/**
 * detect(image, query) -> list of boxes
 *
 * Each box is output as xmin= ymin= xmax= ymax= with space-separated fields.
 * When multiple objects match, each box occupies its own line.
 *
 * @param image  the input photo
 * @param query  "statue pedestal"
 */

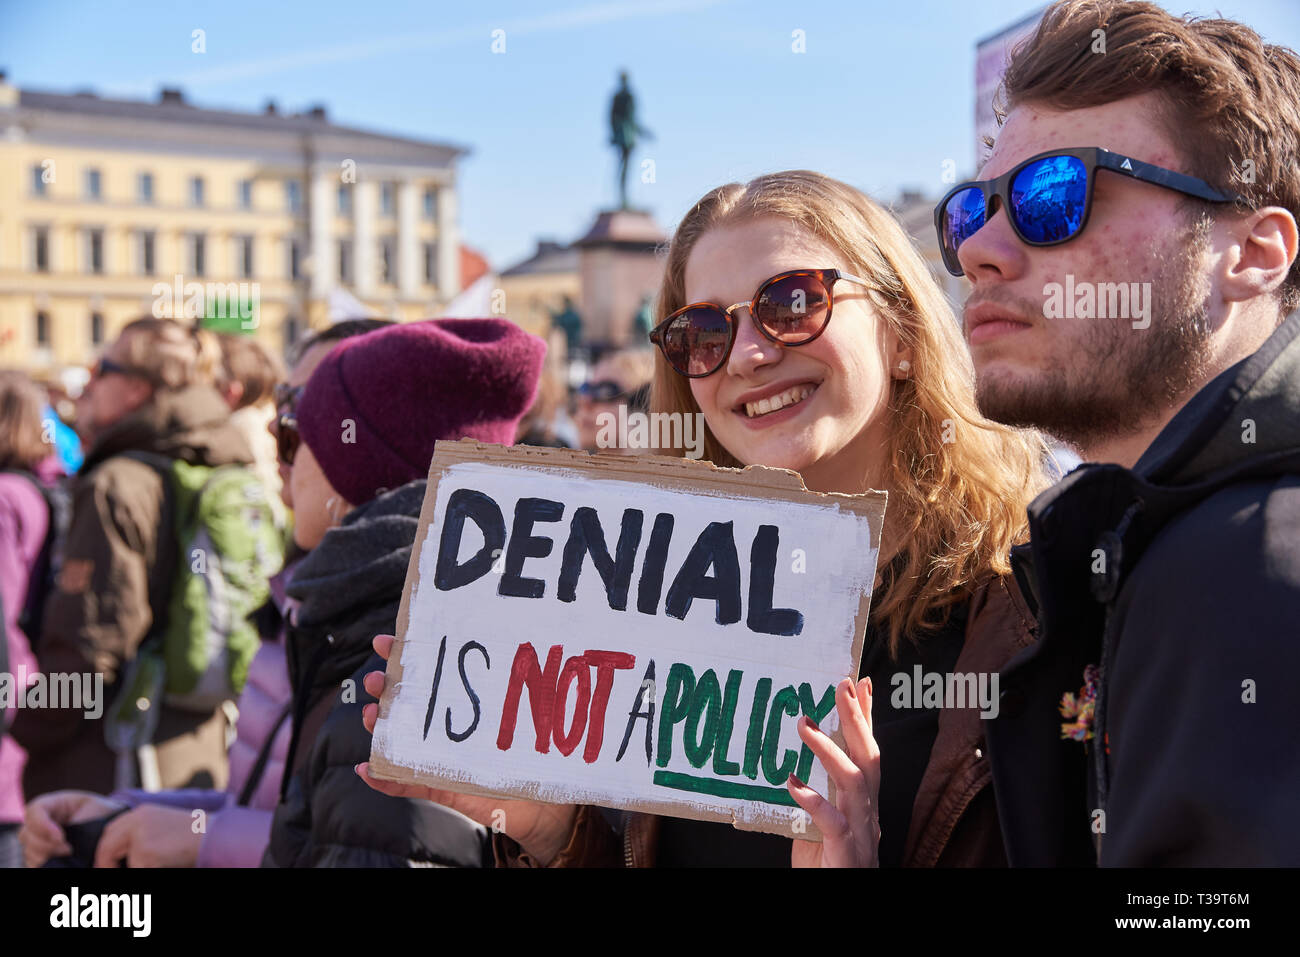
xmin=575 ymin=209 xmax=666 ymax=350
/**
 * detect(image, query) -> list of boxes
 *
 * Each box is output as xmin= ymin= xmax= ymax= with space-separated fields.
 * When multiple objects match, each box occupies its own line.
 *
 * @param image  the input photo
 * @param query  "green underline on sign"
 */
xmin=652 ymin=771 xmax=799 ymax=806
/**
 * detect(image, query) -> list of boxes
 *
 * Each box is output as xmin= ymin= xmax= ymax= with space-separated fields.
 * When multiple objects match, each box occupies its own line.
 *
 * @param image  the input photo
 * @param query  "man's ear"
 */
xmin=125 ymin=377 xmax=155 ymax=411
xmin=220 ymin=380 xmax=245 ymax=411
xmin=1221 ymin=206 xmax=1299 ymax=304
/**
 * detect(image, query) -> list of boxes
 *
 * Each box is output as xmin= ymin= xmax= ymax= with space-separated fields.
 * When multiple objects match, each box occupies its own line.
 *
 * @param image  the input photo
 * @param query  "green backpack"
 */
xmin=106 ymin=455 xmax=286 ymax=772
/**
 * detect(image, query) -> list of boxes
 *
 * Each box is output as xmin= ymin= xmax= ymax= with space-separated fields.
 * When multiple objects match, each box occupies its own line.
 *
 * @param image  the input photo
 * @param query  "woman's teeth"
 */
xmin=744 ymin=384 xmax=816 ymax=419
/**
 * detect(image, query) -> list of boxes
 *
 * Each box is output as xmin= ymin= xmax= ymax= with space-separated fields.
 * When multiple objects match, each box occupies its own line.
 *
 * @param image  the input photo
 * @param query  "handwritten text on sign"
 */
xmin=370 ymin=443 xmax=885 ymax=837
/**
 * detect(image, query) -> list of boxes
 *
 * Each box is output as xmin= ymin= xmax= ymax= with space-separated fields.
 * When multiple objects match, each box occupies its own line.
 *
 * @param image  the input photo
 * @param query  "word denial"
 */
xmin=369 ymin=441 xmax=885 ymax=838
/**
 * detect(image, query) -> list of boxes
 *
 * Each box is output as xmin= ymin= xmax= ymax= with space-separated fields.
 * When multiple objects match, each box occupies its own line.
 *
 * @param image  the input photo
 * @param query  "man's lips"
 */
xmin=964 ymin=302 xmax=1034 ymax=345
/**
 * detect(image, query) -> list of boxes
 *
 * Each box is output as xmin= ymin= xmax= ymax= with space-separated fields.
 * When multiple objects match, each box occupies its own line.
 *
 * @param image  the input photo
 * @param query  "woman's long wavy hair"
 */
xmin=651 ymin=170 xmax=1050 ymax=655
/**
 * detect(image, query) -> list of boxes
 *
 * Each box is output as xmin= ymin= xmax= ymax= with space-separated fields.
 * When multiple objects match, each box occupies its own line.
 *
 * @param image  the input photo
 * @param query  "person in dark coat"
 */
xmin=946 ymin=0 xmax=1300 ymax=865
xmin=262 ymin=317 xmax=546 ymax=867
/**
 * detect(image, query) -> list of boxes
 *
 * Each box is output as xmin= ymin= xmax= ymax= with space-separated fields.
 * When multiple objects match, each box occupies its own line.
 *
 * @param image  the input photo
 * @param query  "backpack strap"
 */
xmin=116 ymin=452 xmax=181 ymax=651
xmin=237 ymin=700 xmax=292 ymax=807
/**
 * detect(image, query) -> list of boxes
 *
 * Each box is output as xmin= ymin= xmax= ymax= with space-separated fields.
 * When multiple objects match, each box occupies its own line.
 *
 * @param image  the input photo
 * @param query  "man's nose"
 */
xmin=956 ymin=197 xmax=1029 ymax=283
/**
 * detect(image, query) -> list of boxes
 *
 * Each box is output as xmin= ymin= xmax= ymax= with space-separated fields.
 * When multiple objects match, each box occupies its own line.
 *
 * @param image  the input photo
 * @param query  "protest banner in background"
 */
xmin=369 ymin=440 xmax=887 ymax=838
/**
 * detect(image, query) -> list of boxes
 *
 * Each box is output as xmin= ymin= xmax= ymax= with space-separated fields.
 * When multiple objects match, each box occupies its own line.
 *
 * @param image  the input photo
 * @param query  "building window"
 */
xmin=32 ymin=164 xmax=48 ymax=197
xmin=86 ymin=168 xmax=102 ymax=201
xmin=189 ymin=233 xmax=206 ymax=277
xmin=35 ymin=311 xmax=50 ymax=348
xmin=424 ymin=188 xmax=436 ymax=220
xmin=380 ymin=239 xmax=394 ymax=283
xmin=236 ymin=236 xmax=254 ymax=279
xmin=33 ymin=227 xmax=50 ymax=272
xmin=237 ymin=179 xmax=253 ymax=210
xmin=338 ymin=239 xmax=353 ymax=284
xmin=286 ymin=180 xmax=302 ymax=214
xmin=287 ymin=238 xmax=301 ymax=280
xmin=338 ymin=183 xmax=352 ymax=217
xmin=139 ymin=172 xmax=154 ymax=204
xmin=190 ymin=176 xmax=205 ymax=207
xmin=91 ymin=312 xmax=104 ymax=347
xmin=380 ymin=183 xmax=394 ymax=217
xmin=423 ymin=242 xmax=435 ymax=283
xmin=87 ymin=229 xmax=104 ymax=274
xmin=140 ymin=231 xmax=156 ymax=275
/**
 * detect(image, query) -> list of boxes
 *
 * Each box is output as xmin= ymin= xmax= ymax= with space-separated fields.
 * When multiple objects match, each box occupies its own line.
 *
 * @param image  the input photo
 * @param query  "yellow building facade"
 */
xmin=0 ymin=77 xmax=466 ymax=375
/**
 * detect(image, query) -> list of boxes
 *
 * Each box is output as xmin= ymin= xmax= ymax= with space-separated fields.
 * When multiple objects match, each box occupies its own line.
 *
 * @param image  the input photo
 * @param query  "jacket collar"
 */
xmin=81 ymin=384 xmax=252 ymax=473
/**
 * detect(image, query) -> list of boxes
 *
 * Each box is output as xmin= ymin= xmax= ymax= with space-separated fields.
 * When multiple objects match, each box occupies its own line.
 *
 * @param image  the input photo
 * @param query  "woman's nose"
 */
xmin=725 ymin=306 xmax=781 ymax=378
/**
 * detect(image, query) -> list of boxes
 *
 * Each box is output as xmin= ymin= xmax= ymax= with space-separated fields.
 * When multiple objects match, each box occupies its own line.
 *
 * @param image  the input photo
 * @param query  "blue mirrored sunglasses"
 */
xmin=933 ymin=146 xmax=1248 ymax=277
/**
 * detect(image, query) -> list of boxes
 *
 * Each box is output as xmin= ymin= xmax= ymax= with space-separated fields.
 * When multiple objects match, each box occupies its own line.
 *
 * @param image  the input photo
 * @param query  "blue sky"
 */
xmin=3 ymin=0 xmax=1297 ymax=269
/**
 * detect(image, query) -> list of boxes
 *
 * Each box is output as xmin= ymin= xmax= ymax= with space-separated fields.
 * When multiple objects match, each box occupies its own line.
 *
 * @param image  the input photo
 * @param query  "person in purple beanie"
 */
xmin=261 ymin=317 xmax=544 ymax=867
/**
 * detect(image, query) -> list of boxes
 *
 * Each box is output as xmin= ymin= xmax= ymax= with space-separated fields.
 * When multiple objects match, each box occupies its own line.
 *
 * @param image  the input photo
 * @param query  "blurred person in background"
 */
xmin=9 ymin=318 xmax=249 ymax=799
xmin=212 ymin=332 xmax=287 ymax=524
xmin=17 ymin=320 xmax=391 ymax=868
xmin=572 ymin=347 xmax=654 ymax=452
xmin=516 ymin=351 xmax=573 ymax=449
xmin=0 ymin=372 xmax=58 ymax=867
xmin=263 ymin=317 xmax=544 ymax=867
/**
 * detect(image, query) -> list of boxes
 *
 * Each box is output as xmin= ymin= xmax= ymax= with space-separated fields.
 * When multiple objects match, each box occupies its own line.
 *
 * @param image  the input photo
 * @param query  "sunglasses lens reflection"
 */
xmin=755 ymin=274 xmax=830 ymax=342
xmin=1011 ymin=155 xmax=1087 ymax=243
xmin=942 ymin=187 xmax=986 ymax=263
xmin=662 ymin=307 xmax=730 ymax=376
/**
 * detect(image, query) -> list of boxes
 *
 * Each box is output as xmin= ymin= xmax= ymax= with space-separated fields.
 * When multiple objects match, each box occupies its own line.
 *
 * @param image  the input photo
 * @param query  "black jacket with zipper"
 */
xmin=987 ymin=310 xmax=1300 ymax=866
xmin=262 ymin=480 xmax=490 ymax=868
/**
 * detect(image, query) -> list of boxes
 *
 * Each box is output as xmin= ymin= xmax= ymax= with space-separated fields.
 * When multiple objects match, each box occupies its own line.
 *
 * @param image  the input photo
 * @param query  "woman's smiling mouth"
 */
xmin=734 ymin=382 xmax=820 ymax=420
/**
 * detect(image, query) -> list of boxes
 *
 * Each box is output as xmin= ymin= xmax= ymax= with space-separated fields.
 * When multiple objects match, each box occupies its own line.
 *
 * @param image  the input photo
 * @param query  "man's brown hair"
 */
xmin=215 ymin=332 xmax=285 ymax=409
xmin=117 ymin=317 xmax=220 ymax=390
xmin=998 ymin=0 xmax=1300 ymax=315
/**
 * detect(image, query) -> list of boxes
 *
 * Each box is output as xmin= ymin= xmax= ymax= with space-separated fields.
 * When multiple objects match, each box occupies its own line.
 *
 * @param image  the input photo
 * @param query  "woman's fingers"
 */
xmin=786 ymin=773 xmax=851 ymax=843
xmin=837 ymin=678 xmax=880 ymax=773
xmin=362 ymin=702 xmax=378 ymax=735
xmin=795 ymin=715 xmax=866 ymax=800
xmin=794 ymin=712 xmax=878 ymax=848
xmin=362 ymin=669 xmax=385 ymax=699
xmin=372 ymin=634 xmax=394 ymax=660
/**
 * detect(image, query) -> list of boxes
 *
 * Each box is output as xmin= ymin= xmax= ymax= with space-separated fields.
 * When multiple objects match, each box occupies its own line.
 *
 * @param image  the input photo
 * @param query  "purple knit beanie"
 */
xmin=297 ymin=318 xmax=546 ymax=507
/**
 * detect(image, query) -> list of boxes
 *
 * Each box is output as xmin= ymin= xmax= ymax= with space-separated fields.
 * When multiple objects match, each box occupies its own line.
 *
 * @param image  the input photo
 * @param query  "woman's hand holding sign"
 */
xmin=786 ymin=677 xmax=881 ymax=868
xmin=357 ymin=635 xmax=579 ymax=866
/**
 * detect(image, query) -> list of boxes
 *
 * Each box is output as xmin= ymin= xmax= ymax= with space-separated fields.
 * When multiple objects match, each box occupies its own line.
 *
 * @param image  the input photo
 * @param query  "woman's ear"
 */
xmin=888 ymin=335 xmax=915 ymax=380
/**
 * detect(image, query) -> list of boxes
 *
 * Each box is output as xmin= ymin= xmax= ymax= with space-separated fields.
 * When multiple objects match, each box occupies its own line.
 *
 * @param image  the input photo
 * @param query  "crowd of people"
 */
xmin=2 ymin=0 xmax=1299 ymax=868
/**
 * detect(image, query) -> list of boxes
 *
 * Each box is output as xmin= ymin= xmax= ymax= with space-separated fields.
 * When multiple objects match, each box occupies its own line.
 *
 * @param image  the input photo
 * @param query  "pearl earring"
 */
xmin=897 ymin=360 xmax=911 ymax=375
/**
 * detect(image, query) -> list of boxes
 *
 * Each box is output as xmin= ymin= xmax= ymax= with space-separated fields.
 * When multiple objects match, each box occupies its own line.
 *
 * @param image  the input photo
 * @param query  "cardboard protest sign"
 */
xmin=369 ymin=440 xmax=886 ymax=838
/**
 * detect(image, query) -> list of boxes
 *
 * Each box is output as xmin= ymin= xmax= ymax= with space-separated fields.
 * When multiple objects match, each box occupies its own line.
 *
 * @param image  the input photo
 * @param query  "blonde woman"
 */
xmin=359 ymin=171 xmax=1049 ymax=867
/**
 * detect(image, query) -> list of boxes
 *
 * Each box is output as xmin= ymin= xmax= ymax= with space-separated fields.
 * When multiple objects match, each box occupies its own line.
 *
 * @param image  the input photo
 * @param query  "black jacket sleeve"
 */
xmin=1101 ymin=477 xmax=1300 ymax=865
xmin=263 ymin=654 xmax=492 ymax=868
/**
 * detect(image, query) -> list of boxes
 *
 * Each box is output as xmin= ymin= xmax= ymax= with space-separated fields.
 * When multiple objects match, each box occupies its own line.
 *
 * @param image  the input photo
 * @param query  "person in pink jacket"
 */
xmin=18 ymin=320 xmax=392 ymax=868
xmin=0 ymin=372 xmax=57 ymax=868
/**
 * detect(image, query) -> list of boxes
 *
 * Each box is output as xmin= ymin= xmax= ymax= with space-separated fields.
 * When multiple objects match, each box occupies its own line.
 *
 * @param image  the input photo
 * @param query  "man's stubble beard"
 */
xmin=974 ymin=216 xmax=1215 ymax=452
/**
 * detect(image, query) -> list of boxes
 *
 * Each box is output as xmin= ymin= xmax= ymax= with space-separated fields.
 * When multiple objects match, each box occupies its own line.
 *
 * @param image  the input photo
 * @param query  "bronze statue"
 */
xmin=609 ymin=71 xmax=652 ymax=210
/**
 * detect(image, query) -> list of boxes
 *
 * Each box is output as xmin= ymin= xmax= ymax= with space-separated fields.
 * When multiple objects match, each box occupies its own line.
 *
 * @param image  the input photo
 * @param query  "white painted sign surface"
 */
xmin=370 ymin=441 xmax=886 ymax=837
